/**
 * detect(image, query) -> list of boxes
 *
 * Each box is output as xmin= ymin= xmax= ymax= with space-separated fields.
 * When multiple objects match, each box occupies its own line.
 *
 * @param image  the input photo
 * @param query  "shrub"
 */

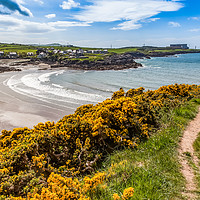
xmin=0 ymin=84 xmax=199 ymax=199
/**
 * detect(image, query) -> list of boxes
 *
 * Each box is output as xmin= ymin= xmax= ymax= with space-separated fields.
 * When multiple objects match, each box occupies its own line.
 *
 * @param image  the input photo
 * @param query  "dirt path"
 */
xmin=178 ymin=107 xmax=200 ymax=199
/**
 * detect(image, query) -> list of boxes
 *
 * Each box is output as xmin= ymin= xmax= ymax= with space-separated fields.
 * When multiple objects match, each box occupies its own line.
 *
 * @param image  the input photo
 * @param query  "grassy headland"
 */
xmin=0 ymin=84 xmax=200 ymax=199
xmin=1 ymin=43 xmax=200 ymax=72
xmin=1 ymin=43 xmax=200 ymax=60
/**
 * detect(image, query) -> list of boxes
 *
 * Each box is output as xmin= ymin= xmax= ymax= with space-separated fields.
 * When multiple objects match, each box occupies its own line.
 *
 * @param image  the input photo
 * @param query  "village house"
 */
xmin=9 ymin=52 xmax=18 ymax=59
xmin=102 ymin=49 xmax=108 ymax=54
xmin=53 ymin=49 xmax=59 ymax=54
xmin=36 ymin=48 xmax=47 ymax=55
xmin=65 ymin=49 xmax=73 ymax=54
xmin=0 ymin=51 xmax=4 ymax=58
xmin=86 ymin=50 xmax=92 ymax=53
xmin=59 ymin=50 xmax=64 ymax=54
xmin=84 ymin=49 xmax=108 ymax=54
xmin=27 ymin=52 xmax=34 ymax=56
xmin=37 ymin=52 xmax=47 ymax=59
xmin=78 ymin=49 xmax=84 ymax=54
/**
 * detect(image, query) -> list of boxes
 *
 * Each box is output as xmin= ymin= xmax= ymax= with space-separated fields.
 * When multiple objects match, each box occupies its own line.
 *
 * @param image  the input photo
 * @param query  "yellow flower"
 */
xmin=113 ymin=193 xmax=121 ymax=200
xmin=122 ymin=187 xmax=134 ymax=199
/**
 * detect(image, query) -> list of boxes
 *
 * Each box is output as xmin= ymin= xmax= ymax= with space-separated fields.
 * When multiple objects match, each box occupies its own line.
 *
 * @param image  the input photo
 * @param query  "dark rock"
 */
xmin=54 ymin=52 xmax=143 ymax=70
xmin=0 ymin=66 xmax=21 ymax=73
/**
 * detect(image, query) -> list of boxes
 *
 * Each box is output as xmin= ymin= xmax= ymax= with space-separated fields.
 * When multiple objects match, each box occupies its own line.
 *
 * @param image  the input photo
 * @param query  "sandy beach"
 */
xmin=0 ymin=65 xmax=74 ymax=132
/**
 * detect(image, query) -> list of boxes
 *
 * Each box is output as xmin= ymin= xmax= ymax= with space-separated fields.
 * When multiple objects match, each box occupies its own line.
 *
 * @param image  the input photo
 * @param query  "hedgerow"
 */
xmin=0 ymin=84 xmax=200 ymax=199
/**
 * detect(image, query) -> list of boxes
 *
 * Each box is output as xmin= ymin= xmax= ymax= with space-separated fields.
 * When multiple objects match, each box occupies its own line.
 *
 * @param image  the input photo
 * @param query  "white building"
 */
xmin=0 ymin=51 xmax=4 ymax=57
xmin=27 ymin=52 xmax=34 ymax=56
xmin=9 ymin=52 xmax=18 ymax=58
xmin=37 ymin=52 xmax=47 ymax=58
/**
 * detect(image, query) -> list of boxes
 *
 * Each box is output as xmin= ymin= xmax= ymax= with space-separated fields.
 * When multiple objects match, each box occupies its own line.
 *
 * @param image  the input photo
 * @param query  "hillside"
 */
xmin=0 ymin=84 xmax=200 ymax=199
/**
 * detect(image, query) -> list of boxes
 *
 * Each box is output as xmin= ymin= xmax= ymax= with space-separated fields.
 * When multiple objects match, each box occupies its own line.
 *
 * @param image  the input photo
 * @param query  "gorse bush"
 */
xmin=0 ymin=84 xmax=200 ymax=199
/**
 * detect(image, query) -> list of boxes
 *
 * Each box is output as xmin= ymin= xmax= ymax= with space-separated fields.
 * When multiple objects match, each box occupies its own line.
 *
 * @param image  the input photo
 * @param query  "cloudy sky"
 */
xmin=0 ymin=0 xmax=200 ymax=48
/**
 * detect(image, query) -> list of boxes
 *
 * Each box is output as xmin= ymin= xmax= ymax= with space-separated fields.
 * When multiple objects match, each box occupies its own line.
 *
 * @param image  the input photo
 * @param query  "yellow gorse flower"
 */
xmin=0 ymin=84 xmax=199 ymax=199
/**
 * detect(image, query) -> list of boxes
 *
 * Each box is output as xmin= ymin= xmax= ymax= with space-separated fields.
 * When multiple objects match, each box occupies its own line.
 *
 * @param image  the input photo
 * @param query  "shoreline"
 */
xmin=1 ymin=51 xmax=200 ymax=73
xmin=0 ymin=71 xmax=74 ymax=132
xmin=0 ymin=51 xmax=200 ymax=132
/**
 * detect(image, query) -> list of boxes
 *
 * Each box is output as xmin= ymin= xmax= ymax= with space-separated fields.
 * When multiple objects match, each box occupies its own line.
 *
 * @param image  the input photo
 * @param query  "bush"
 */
xmin=0 ymin=84 xmax=200 ymax=199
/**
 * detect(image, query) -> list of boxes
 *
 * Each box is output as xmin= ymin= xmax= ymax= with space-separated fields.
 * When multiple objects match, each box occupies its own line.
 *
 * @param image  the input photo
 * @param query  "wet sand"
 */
xmin=0 ymin=70 xmax=74 ymax=132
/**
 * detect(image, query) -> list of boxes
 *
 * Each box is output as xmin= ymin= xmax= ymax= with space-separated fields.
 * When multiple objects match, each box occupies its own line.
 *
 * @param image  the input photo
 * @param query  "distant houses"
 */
xmin=0 ymin=51 xmax=4 ymax=58
xmin=84 ymin=49 xmax=108 ymax=54
xmin=0 ymin=47 xmax=109 ymax=60
xmin=9 ymin=52 xmax=18 ymax=59
xmin=170 ymin=44 xmax=189 ymax=49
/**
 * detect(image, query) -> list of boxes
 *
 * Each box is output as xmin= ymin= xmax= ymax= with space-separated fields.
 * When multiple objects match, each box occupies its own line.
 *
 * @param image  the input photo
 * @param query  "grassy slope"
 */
xmin=0 ymin=44 xmax=37 ymax=53
xmin=92 ymin=99 xmax=200 ymax=200
xmin=1 ymin=43 xmax=199 ymax=55
xmin=192 ymin=99 xmax=200 ymax=199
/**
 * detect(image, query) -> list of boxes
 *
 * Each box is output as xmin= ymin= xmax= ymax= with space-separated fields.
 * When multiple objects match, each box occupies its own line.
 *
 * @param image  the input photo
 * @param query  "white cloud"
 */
xmin=49 ymin=21 xmax=90 ymax=28
xmin=168 ymin=21 xmax=181 ymax=27
xmin=189 ymin=28 xmax=200 ymax=32
xmin=0 ymin=15 xmax=89 ymax=34
xmin=60 ymin=0 xmax=80 ymax=10
xmin=45 ymin=14 xmax=56 ymax=19
xmin=188 ymin=17 xmax=200 ymax=21
xmin=111 ymin=21 xmax=142 ymax=31
xmin=73 ymin=0 xmax=183 ymax=30
xmin=33 ymin=0 xmax=44 ymax=5
xmin=0 ymin=15 xmax=54 ymax=33
xmin=0 ymin=0 xmax=33 ymax=17
xmin=141 ymin=18 xmax=160 ymax=23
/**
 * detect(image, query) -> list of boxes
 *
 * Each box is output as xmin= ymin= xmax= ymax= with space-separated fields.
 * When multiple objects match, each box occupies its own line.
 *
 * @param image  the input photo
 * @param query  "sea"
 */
xmin=4 ymin=53 xmax=200 ymax=112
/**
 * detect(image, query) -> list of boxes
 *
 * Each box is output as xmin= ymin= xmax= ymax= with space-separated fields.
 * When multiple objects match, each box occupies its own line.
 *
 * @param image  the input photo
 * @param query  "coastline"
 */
xmin=1 ymin=51 xmax=200 ymax=73
xmin=0 ymin=70 xmax=74 ymax=132
xmin=0 ymin=51 xmax=200 ymax=132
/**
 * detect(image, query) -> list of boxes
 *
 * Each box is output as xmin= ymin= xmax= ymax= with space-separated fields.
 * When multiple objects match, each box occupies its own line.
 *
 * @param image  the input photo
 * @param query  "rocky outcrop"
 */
xmin=0 ymin=66 xmax=21 ymax=73
xmin=51 ymin=52 xmax=144 ymax=70
xmin=147 ymin=50 xmax=200 ymax=57
xmin=1 ymin=50 xmax=200 ymax=72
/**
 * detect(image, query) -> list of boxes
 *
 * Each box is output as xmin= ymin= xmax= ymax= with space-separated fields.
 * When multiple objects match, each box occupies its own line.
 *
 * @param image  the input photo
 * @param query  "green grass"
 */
xmin=90 ymin=100 xmax=200 ymax=200
xmin=108 ymin=48 xmax=138 ymax=54
xmin=0 ymin=43 xmax=37 ymax=54
xmin=153 ymin=49 xmax=199 ymax=53
xmin=193 ymin=119 xmax=200 ymax=198
xmin=107 ymin=47 xmax=200 ymax=55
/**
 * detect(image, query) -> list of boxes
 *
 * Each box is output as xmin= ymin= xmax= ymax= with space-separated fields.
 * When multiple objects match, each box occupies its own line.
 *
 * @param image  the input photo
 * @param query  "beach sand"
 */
xmin=0 ymin=70 xmax=74 ymax=132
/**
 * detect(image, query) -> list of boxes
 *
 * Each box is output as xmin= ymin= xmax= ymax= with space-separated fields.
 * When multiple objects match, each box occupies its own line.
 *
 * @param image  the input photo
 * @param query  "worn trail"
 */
xmin=178 ymin=108 xmax=200 ymax=200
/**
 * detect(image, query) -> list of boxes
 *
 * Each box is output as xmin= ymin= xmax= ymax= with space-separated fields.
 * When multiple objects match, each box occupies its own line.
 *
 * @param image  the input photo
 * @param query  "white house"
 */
xmin=64 ymin=49 xmax=73 ymax=54
xmin=53 ymin=50 xmax=59 ymax=54
xmin=9 ymin=52 xmax=18 ymax=59
xmin=37 ymin=52 xmax=47 ymax=58
xmin=78 ymin=49 xmax=84 ymax=54
xmin=27 ymin=52 xmax=34 ymax=56
xmin=0 ymin=51 xmax=4 ymax=57
xmin=102 ymin=49 xmax=108 ymax=54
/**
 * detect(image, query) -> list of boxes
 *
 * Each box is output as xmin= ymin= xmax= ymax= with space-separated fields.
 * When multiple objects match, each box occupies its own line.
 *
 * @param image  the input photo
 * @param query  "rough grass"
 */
xmin=108 ymin=48 xmax=138 ymax=54
xmin=193 ymin=104 xmax=200 ymax=198
xmin=91 ymin=100 xmax=200 ymax=200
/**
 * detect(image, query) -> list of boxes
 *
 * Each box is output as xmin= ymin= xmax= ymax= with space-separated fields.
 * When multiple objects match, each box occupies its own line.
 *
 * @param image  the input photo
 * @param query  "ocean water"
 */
xmin=4 ymin=53 xmax=200 ymax=111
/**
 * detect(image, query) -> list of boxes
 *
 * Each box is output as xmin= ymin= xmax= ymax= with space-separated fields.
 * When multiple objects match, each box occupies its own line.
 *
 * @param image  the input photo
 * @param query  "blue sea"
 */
xmin=5 ymin=53 xmax=200 ymax=111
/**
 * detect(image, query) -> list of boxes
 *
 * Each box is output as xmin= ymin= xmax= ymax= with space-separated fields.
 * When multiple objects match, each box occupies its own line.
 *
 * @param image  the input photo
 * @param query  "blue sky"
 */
xmin=0 ymin=0 xmax=200 ymax=48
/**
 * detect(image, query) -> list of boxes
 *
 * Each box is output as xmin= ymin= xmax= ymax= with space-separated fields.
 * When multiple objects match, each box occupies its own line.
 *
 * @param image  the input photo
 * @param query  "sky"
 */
xmin=0 ymin=0 xmax=200 ymax=48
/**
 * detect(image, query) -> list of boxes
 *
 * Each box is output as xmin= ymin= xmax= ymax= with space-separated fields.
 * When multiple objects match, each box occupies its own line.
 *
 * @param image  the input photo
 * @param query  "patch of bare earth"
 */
xmin=178 ymin=108 xmax=200 ymax=200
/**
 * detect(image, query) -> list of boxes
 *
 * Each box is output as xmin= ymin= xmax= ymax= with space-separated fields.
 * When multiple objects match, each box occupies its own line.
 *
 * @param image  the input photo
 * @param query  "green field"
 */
xmin=1 ymin=43 xmax=199 ymax=56
xmin=0 ymin=43 xmax=37 ymax=53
